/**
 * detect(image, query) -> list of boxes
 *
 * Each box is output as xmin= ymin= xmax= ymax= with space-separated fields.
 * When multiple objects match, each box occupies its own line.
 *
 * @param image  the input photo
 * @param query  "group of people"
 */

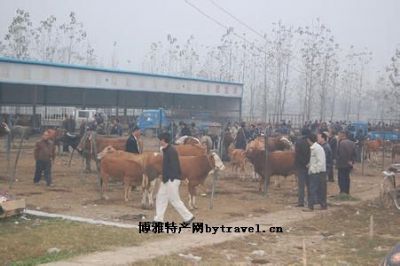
xmin=295 ymin=128 xmax=356 ymax=211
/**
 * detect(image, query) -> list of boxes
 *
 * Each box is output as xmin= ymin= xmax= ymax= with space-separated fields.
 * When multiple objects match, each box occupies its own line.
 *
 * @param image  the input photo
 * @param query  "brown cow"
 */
xmin=363 ymin=139 xmax=383 ymax=161
xmin=97 ymin=146 xmax=163 ymax=208
xmin=179 ymin=152 xmax=225 ymax=209
xmin=392 ymin=144 xmax=400 ymax=163
xmin=97 ymin=150 xmax=144 ymax=202
xmin=77 ymin=131 xmax=128 ymax=172
xmin=228 ymin=144 xmax=247 ymax=178
xmin=175 ymin=143 xmax=207 ymax=156
xmin=246 ymin=148 xmax=296 ymax=192
xmin=246 ymin=136 xmax=293 ymax=152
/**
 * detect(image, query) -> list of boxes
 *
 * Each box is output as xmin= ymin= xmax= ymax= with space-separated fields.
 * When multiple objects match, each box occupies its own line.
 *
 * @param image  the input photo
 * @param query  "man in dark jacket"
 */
xmin=33 ymin=131 xmax=55 ymax=186
xmin=295 ymin=128 xmax=311 ymax=207
xmin=125 ymin=127 xmax=141 ymax=154
xmin=235 ymin=122 xmax=248 ymax=150
xmin=327 ymin=128 xmax=337 ymax=182
xmin=336 ymin=130 xmax=356 ymax=194
xmin=153 ymin=132 xmax=194 ymax=225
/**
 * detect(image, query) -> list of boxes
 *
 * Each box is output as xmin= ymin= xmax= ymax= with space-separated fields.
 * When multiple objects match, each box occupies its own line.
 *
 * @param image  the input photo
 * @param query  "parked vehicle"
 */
xmin=137 ymin=108 xmax=170 ymax=137
xmin=347 ymin=121 xmax=368 ymax=140
xmin=74 ymin=109 xmax=97 ymax=129
xmin=368 ymin=131 xmax=400 ymax=141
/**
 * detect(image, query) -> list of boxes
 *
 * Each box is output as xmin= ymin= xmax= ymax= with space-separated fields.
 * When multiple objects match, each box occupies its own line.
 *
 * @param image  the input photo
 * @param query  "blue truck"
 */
xmin=347 ymin=121 xmax=369 ymax=140
xmin=347 ymin=121 xmax=400 ymax=141
xmin=137 ymin=108 xmax=170 ymax=137
xmin=367 ymin=131 xmax=400 ymax=141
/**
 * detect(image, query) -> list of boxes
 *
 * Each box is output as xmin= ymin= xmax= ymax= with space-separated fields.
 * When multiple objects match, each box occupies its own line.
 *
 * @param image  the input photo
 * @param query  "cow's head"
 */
xmin=210 ymin=152 xmax=225 ymax=171
xmin=0 ymin=122 xmax=10 ymax=137
xmin=97 ymin=145 xmax=117 ymax=160
xmin=279 ymin=136 xmax=294 ymax=150
xmin=77 ymin=132 xmax=91 ymax=153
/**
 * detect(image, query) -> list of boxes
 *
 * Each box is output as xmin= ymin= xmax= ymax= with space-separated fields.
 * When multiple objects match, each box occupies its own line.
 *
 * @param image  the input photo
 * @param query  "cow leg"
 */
xmin=147 ymin=179 xmax=157 ymax=209
xmin=124 ymin=177 xmax=132 ymax=202
xmin=84 ymin=154 xmax=91 ymax=173
xmin=101 ymin=174 xmax=110 ymax=200
xmin=141 ymin=187 xmax=148 ymax=209
xmin=188 ymin=184 xmax=196 ymax=210
xmin=141 ymin=174 xmax=149 ymax=209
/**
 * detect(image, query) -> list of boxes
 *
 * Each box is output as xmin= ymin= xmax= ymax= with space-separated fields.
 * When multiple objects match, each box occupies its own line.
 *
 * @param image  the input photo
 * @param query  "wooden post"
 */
xmin=361 ymin=145 xmax=365 ymax=176
xmin=9 ymin=131 xmax=24 ymax=188
xmin=302 ymin=239 xmax=307 ymax=266
xmin=209 ymin=170 xmax=218 ymax=209
xmin=382 ymin=142 xmax=385 ymax=171
xmin=91 ymin=132 xmax=102 ymax=195
xmin=263 ymin=127 xmax=269 ymax=196
xmin=218 ymin=125 xmax=224 ymax=157
xmin=6 ymin=132 xmax=11 ymax=182
xmin=369 ymin=215 xmax=374 ymax=239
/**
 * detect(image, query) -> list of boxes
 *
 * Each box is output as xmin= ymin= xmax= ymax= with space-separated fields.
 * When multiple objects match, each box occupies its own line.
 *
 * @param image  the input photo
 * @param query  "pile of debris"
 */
xmin=0 ymin=190 xmax=25 ymax=218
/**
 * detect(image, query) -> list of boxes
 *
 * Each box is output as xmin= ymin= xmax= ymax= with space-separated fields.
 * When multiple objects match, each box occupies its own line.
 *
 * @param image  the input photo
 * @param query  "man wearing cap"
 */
xmin=154 ymin=132 xmax=194 ymax=225
xmin=336 ymin=130 xmax=356 ymax=195
xmin=126 ymin=127 xmax=142 ymax=154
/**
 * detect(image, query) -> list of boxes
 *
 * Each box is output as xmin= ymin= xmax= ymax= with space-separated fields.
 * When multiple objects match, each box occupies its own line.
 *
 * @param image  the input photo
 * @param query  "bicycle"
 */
xmin=380 ymin=164 xmax=400 ymax=209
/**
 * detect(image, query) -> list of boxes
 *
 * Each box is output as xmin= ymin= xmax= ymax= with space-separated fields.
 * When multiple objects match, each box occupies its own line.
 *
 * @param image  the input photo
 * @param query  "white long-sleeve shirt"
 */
xmin=308 ymin=142 xmax=326 ymax=174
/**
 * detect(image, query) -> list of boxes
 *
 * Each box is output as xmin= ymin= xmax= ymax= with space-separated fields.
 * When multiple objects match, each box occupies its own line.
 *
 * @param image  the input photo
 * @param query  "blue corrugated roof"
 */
xmin=0 ymin=57 xmax=243 ymax=86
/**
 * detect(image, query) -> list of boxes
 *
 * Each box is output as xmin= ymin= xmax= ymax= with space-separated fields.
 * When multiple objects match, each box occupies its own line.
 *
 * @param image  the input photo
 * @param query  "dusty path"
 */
xmin=44 ymin=180 xmax=380 ymax=266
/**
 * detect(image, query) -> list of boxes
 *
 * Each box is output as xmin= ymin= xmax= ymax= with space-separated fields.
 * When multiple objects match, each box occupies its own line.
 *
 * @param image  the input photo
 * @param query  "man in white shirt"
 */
xmin=304 ymin=133 xmax=327 ymax=211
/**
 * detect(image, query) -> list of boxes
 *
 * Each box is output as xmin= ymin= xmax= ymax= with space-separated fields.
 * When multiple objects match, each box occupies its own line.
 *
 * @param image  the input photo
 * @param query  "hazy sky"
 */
xmin=0 ymin=0 xmax=399 ymax=73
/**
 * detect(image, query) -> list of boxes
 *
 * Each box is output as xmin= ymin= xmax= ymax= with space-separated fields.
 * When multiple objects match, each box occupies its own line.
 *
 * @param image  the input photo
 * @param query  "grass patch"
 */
xmin=0 ymin=215 xmax=164 ymax=265
xmin=136 ymin=200 xmax=400 ymax=265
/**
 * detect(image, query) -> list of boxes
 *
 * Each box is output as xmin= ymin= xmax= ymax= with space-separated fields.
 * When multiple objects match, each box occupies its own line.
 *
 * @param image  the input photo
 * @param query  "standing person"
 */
xmin=181 ymin=123 xmax=192 ymax=137
xmin=327 ymin=128 xmax=337 ymax=182
xmin=295 ymin=128 xmax=311 ymax=207
xmin=33 ymin=131 xmax=55 ymax=186
xmin=304 ymin=133 xmax=326 ymax=211
xmin=190 ymin=122 xmax=199 ymax=138
xmin=153 ymin=132 xmax=194 ymax=225
xmin=126 ymin=127 xmax=142 ymax=154
xmin=336 ymin=130 xmax=356 ymax=195
xmin=318 ymin=131 xmax=332 ymax=209
xmin=235 ymin=122 xmax=248 ymax=150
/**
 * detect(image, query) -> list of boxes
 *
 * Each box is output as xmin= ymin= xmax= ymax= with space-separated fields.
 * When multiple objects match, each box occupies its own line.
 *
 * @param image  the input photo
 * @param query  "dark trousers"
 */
xmin=297 ymin=168 xmax=310 ymax=206
xmin=338 ymin=167 xmax=352 ymax=194
xmin=308 ymin=172 xmax=327 ymax=209
xmin=63 ymin=143 xmax=69 ymax=152
xmin=34 ymin=160 xmax=52 ymax=185
xmin=327 ymin=166 xmax=334 ymax=182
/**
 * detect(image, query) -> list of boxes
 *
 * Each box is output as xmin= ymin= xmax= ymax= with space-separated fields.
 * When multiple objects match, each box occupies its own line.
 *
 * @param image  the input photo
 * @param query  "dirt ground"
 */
xmin=0 ymin=134 xmax=396 ymax=265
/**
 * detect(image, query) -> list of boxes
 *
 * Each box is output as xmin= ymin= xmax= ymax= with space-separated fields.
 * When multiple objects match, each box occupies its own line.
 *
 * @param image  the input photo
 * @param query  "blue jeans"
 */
xmin=297 ymin=168 xmax=310 ymax=206
xmin=34 ymin=160 xmax=52 ymax=186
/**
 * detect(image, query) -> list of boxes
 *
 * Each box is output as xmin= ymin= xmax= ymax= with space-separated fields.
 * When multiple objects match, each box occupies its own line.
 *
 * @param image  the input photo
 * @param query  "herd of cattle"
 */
xmin=2 ymin=122 xmax=400 ymax=211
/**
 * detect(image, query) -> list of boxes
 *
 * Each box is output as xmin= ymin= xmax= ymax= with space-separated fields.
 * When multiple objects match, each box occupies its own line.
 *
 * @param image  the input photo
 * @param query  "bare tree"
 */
xmin=32 ymin=15 xmax=59 ymax=62
xmin=3 ymin=9 xmax=33 ymax=59
xmin=58 ymin=12 xmax=88 ymax=64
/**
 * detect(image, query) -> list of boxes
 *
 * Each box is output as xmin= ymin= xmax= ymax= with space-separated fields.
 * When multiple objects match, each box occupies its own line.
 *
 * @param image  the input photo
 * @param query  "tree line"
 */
xmin=1 ymin=9 xmax=398 ymax=122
